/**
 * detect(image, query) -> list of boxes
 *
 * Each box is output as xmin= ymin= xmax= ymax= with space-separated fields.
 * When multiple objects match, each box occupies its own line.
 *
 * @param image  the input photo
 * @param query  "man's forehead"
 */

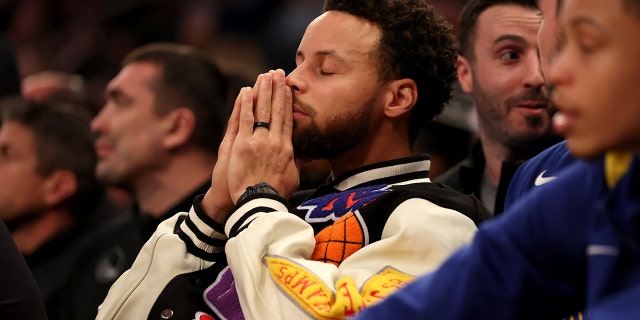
xmin=298 ymin=11 xmax=380 ymax=59
xmin=478 ymin=5 xmax=542 ymax=29
xmin=478 ymin=4 xmax=542 ymax=35
xmin=106 ymin=62 xmax=158 ymax=93
xmin=0 ymin=121 xmax=33 ymax=145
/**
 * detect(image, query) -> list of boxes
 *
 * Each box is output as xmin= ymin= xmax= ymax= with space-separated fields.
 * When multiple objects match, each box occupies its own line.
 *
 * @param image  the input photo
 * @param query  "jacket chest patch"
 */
xmin=311 ymin=211 xmax=368 ymax=266
xmin=298 ymin=184 xmax=391 ymax=223
xmin=204 ymin=267 xmax=244 ymax=320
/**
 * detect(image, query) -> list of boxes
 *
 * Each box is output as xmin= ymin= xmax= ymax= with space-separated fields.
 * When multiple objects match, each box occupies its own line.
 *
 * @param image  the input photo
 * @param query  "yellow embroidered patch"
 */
xmin=360 ymin=266 xmax=416 ymax=306
xmin=265 ymin=256 xmax=416 ymax=319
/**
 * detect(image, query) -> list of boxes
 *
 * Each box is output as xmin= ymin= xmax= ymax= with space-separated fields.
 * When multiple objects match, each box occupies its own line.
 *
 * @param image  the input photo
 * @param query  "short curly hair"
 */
xmin=323 ymin=0 xmax=459 ymax=144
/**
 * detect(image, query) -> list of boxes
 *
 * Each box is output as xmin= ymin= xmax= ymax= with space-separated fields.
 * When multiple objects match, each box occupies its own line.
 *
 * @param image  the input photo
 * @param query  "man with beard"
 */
xmin=97 ymin=0 xmax=490 ymax=319
xmin=436 ymin=0 xmax=558 ymax=215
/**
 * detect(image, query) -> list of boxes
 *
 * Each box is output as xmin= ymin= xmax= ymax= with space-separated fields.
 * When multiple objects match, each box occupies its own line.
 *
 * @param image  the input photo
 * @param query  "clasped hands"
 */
xmin=202 ymin=69 xmax=301 ymax=224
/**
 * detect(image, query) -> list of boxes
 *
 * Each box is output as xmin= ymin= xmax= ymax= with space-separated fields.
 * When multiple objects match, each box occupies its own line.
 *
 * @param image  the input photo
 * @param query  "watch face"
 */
xmin=255 ymin=182 xmax=279 ymax=194
xmin=238 ymin=182 xmax=279 ymax=203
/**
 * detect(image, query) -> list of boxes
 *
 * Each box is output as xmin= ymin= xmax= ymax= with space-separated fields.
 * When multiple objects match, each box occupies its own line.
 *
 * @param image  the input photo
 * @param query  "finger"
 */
xmin=269 ymin=69 xmax=287 ymax=135
xmin=282 ymin=77 xmax=294 ymax=139
xmin=251 ymin=73 xmax=263 ymax=106
xmin=222 ymin=87 xmax=243 ymax=143
xmin=237 ymin=87 xmax=255 ymax=138
xmin=254 ymin=73 xmax=273 ymax=126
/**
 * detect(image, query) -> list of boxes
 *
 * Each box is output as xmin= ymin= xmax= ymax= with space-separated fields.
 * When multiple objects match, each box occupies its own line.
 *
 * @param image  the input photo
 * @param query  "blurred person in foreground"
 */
xmin=97 ymin=0 xmax=489 ymax=319
xmin=355 ymin=0 xmax=640 ymax=318
xmin=436 ymin=0 xmax=558 ymax=215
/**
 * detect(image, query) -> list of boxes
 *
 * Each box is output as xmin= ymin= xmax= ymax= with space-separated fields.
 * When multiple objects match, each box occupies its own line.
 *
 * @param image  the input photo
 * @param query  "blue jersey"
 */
xmin=504 ymin=141 xmax=575 ymax=209
xmin=355 ymin=154 xmax=640 ymax=319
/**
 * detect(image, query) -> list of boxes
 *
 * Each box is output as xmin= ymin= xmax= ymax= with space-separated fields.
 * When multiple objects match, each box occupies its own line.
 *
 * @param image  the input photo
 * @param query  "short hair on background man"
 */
xmin=458 ymin=0 xmax=538 ymax=61
xmin=0 ymin=97 xmax=103 ymax=222
xmin=123 ymin=43 xmax=230 ymax=151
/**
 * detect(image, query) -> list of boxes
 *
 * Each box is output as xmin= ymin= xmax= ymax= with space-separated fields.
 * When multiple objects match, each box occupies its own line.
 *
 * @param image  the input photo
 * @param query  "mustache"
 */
xmin=292 ymin=98 xmax=315 ymax=117
xmin=506 ymin=88 xmax=550 ymax=108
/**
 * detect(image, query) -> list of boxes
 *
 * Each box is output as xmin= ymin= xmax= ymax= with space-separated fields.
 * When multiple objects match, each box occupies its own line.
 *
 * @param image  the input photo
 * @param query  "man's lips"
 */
xmin=292 ymin=104 xmax=309 ymax=120
xmin=515 ymin=100 xmax=547 ymax=109
xmin=513 ymin=100 xmax=548 ymax=116
xmin=292 ymin=104 xmax=306 ymax=115
xmin=94 ymin=139 xmax=115 ymax=157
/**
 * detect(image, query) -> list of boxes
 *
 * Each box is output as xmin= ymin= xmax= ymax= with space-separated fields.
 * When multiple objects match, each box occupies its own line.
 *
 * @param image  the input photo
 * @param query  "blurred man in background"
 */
xmin=71 ymin=43 xmax=233 ymax=319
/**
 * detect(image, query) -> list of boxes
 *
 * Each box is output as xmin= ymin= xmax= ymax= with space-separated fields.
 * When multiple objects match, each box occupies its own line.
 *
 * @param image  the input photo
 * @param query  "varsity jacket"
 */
xmin=355 ymin=154 xmax=640 ymax=319
xmin=97 ymin=155 xmax=489 ymax=320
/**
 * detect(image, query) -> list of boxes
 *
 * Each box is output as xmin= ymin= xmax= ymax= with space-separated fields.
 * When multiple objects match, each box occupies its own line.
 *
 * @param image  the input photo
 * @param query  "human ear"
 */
xmin=161 ymin=108 xmax=196 ymax=150
xmin=43 ymin=170 xmax=77 ymax=207
xmin=456 ymin=55 xmax=474 ymax=94
xmin=384 ymin=78 xmax=417 ymax=118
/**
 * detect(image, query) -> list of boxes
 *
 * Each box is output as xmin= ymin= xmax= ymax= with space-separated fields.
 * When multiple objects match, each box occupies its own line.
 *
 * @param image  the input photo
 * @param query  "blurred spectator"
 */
xmin=0 ymin=97 xmax=104 ymax=319
xmin=0 ymin=32 xmax=48 ymax=320
xmin=20 ymin=70 xmax=134 ymax=212
xmin=65 ymin=43 xmax=232 ymax=320
xmin=22 ymin=70 xmax=84 ymax=99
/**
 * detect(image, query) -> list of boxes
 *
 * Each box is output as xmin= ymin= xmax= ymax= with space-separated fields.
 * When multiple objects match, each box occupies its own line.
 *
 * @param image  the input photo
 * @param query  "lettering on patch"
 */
xmin=264 ymin=257 xmax=416 ymax=319
xmin=360 ymin=266 xmax=416 ymax=306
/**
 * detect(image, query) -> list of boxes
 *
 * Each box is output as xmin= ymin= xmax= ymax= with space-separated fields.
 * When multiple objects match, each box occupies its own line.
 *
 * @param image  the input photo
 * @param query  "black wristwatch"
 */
xmin=237 ymin=181 xmax=280 ymax=203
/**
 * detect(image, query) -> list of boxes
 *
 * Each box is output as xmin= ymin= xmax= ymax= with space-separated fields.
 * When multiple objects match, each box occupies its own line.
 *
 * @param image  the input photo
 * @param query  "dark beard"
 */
xmin=471 ymin=73 xmax=551 ymax=149
xmin=293 ymin=97 xmax=374 ymax=160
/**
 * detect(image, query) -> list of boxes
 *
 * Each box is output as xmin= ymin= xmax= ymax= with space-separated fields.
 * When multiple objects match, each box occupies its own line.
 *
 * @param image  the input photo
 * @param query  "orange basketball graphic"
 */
xmin=311 ymin=212 xmax=366 ymax=266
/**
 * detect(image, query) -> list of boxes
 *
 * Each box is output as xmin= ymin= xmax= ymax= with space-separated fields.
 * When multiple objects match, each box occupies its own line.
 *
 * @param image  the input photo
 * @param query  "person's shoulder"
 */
xmin=388 ymin=182 xmax=491 ymax=225
xmin=523 ymin=157 xmax=606 ymax=201
xmin=433 ymin=142 xmax=484 ymax=192
xmin=433 ymin=158 xmax=476 ymax=192
xmin=519 ymin=141 xmax=575 ymax=178
xmin=76 ymin=211 xmax=145 ymax=261
xmin=505 ymin=141 xmax=578 ymax=207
